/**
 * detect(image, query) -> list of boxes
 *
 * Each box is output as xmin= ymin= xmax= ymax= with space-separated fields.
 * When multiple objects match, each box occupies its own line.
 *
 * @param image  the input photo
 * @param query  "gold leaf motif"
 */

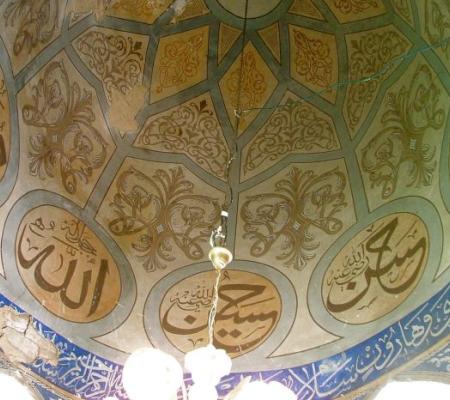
xmin=136 ymin=94 xmax=230 ymax=179
xmin=325 ymin=0 xmax=385 ymax=22
xmin=226 ymin=51 xmax=267 ymax=116
xmin=108 ymin=166 xmax=221 ymax=272
xmin=292 ymin=29 xmax=332 ymax=88
xmin=151 ymin=26 xmax=209 ymax=102
xmin=3 ymin=0 xmax=59 ymax=56
xmin=392 ymin=0 xmax=413 ymax=24
xmin=344 ymin=28 xmax=410 ymax=135
xmin=333 ymin=0 xmax=379 ymax=14
xmin=157 ymin=33 xmax=204 ymax=92
xmin=241 ymin=167 xmax=347 ymax=270
xmin=423 ymin=0 xmax=450 ymax=59
xmin=75 ymin=29 xmax=147 ymax=103
xmin=361 ymin=64 xmax=445 ymax=199
xmin=107 ymin=0 xmax=171 ymax=24
xmin=220 ymin=42 xmax=277 ymax=133
xmin=244 ymin=96 xmax=339 ymax=179
xmin=289 ymin=26 xmax=338 ymax=102
xmin=22 ymin=61 xmax=109 ymax=195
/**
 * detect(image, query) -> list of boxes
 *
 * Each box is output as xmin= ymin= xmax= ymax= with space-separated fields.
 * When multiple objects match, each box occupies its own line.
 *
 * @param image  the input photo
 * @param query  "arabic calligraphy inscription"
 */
xmin=160 ymin=270 xmax=281 ymax=357
xmin=0 ymin=70 xmax=10 ymax=182
xmin=323 ymin=213 xmax=428 ymax=324
xmin=16 ymin=206 xmax=121 ymax=322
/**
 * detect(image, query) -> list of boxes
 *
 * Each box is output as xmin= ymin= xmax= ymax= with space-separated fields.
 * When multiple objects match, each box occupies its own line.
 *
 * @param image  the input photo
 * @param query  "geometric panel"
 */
xmin=106 ymin=0 xmax=172 ymax=24
xmin=0 ymin=0 xmax=66 ymax=73
xmin=324 ymin=0 xmax=386 ymax=23
xmin=419 ymin=0 xmax=450 ymax=70
xmin=171 ymin=0 xmax=209 ymax=23
xmin=150 ymin=26 xmax=210 ymax=103
xmin=392 ymin=0 xmax=414 ymax=27
xmin=289 ymin=0 xmax=325 ymax=20
xmin=96 ymin=158 xmax=225 ymax=273
xmin=74 ymin=27 xmax=149 ymax=104
xmin=17 ymin=52 xmax=115 ymax=206
xmin=218 ymin=23 xmax=242 ymax=64
xmin=242 ymin=91 xmax=339 ymax=180
xmin=135 ymin=93 xmax=230 ymax=180
xmin=220 ymin=42 xmax=278 ymax=134
xmin=258 ymin=23 xmax=281 ymax=63
xmin=344 ymin=25 xmax=411 ymax=137
xmin=356 ymin=57 xmax=449 ymax=210
xmin=236 ymin=159 xmax=356 ymax=271
xmin=289 ymin=25 xmax=338 ymax=103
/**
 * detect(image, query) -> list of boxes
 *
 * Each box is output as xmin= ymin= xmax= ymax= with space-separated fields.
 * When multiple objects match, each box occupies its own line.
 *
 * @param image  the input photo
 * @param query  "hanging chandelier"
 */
xmin=121 ymin=212 xmax=297 ymax=400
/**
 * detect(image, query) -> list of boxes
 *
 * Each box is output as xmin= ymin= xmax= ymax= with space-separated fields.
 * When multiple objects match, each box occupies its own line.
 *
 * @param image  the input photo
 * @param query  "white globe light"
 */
xmin=0 ymin=372 xmax=35 ymax=400
xmin=188 ymin=383 xmax=218 ymax=400
xmin=122 ymin=348 xmax=183 ymax=400
xmin=233 ymin=380 xmax=296 ymax=400
xmin=185 ymin=345 xmax=232 ymax=386
xmin=375 ymin=381 xmax=450 ymax=400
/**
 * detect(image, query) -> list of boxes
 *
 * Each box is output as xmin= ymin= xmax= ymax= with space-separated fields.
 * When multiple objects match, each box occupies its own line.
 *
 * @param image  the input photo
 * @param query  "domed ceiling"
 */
xmin=0 ymin=0 xmax=449 ymax=398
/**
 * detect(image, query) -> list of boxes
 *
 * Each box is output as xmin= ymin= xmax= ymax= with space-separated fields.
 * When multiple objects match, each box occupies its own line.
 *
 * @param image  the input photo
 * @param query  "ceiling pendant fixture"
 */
xmin=122 ymin=212 xmax=296 ymax=400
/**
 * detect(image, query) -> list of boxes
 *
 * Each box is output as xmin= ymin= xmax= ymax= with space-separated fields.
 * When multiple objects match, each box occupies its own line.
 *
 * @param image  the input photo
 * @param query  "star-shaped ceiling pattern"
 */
xmin=0 ymin=0 xmax=449 ymax=399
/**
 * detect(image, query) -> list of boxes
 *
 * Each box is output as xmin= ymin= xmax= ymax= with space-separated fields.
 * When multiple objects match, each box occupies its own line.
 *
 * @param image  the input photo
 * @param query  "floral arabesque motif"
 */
xmin=109 ymin=0 xmax=170 ymax=23
xmin=157 ymin=33 xmax=204 ymax=93
xmin=241 ymin=167 xmax=347 ymax=270
xmin=4 ymin=0 xmax=59 ymax=56
xmin=333 ymin=0 xmax=378 ymax=14
xmin=137 ymin=97 xmax=230 ymax=179
xmin=424 ymin=0 xmax=450 ymax=59
xmin=345 ymin=29 xmax=409 ymax=132
xmin=244 ymin=98 xmax=338 ymax=175
xmin=292 ymin=29 xmax=332 ymax=88
xmin=226 ymin=49 xmax=267 ymax=112
xmin=361 ymin=64 xmax=445 ymax=199
xmin=22 ymin=61 xmax=108 ymax=194
xmin=108 ymin=166 xmax=221 ymax=272
xmin=392 ymin=0 xmax=412 ymax=23
xmin=75 ymin=30 xmax=145 ymax=102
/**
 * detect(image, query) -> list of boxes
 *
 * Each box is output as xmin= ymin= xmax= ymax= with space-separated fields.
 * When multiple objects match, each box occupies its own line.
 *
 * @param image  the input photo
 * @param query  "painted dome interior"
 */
xmin=0 ymin=0 xmax=449 ymax=398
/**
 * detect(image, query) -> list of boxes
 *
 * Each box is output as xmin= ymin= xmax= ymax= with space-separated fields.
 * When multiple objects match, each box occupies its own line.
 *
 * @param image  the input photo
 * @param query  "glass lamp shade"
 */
xmin=122 ymin=348 xmax=183 ymax=400
xmin=188 ymin=383 xmax=218 ymax=400
xmin=0 ymin=372 xmax=36 ymax=400
xmin=375 ymin=381 xmax=450 ymax=399
xmin=232 ymin=380 xmax=297 ymax=400
xmin=185 ymin=345 xmax=232 ymax=386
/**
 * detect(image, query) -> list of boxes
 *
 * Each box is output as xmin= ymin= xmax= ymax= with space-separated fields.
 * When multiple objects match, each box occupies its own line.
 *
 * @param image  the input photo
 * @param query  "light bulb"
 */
xmin=188 ymin=383 xmax=218 ymax=400
xmin=233 ymin=380 xmax=296 ymax=400
xmin=375 ymin=381 xmax=450 ymax=400
xmin=185 ymin=345 xmax=232 ymax=386
xmin=122 ymin=348 xmax=183 ymax=400
xmin=0 ymin=372 xmax=35 ymax=400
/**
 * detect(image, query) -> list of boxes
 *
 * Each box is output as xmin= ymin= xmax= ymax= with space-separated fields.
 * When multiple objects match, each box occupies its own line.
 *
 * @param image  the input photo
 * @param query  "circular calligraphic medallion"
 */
xmin=160 ymin=269 xmax=281 ymax=357
xmin=217 ymin=0 xmax=282 ymax=18
xmin=15 ymin=206 xmax=121 ymax=322
xmin=322 ymin=213 xmax=429 ymax=324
